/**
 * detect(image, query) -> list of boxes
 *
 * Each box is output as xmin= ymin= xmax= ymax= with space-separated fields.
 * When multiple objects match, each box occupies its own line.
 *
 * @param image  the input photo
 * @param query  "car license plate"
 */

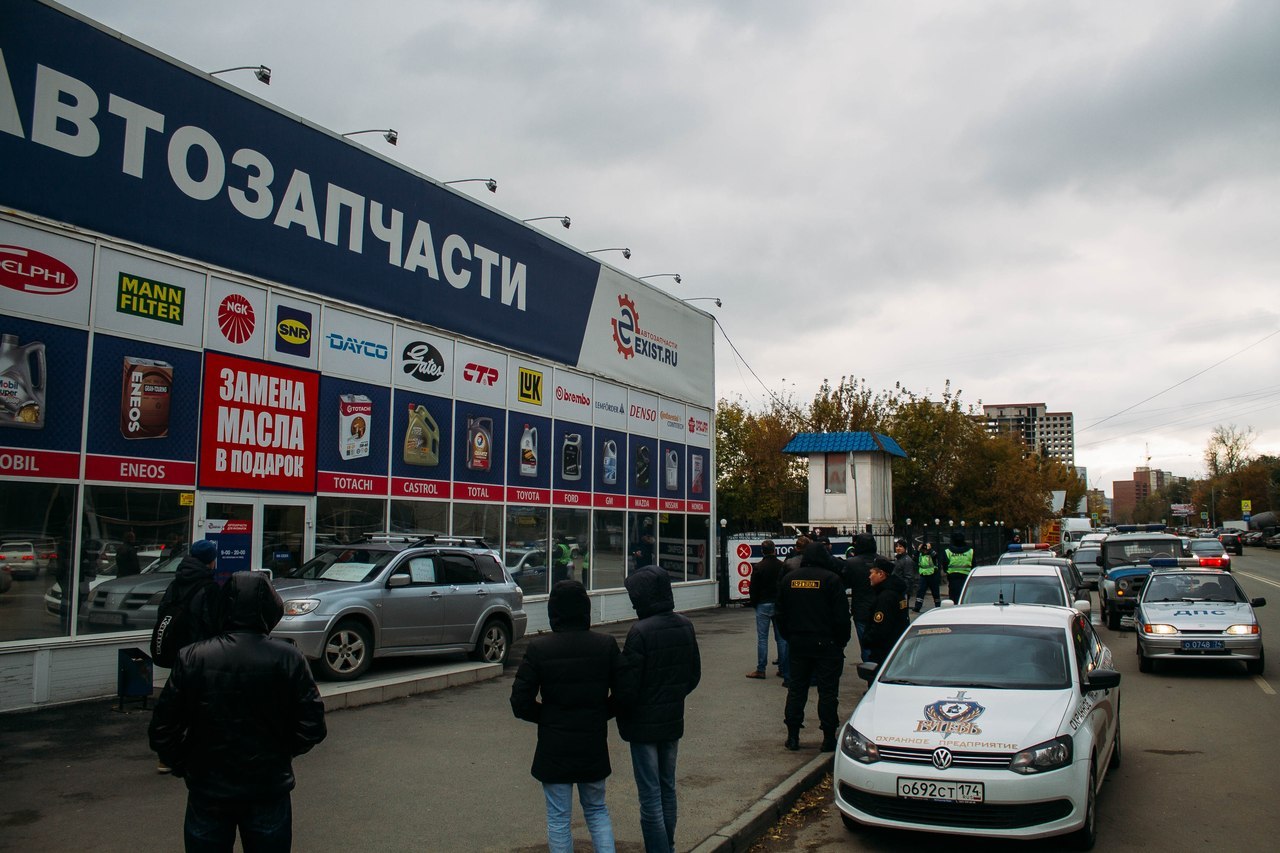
xmin=897 ymin=777 xmax=984 ymax=803
xmin=1182 ymin=640 xmax=1224 ymax=650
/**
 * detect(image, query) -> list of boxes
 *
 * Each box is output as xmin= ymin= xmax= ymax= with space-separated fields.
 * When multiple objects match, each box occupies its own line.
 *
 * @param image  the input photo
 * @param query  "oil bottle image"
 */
xmin=466 ymin=415 xmax=493 ymax=471
xmin=691 ymin=453 xmax=704 ymax=494
xmin=403 ymin=404 xmax=440 ymax=466
xmin=601 ymin=439 xmax=618 ymax=485
xmin=519 ymin=424 xmax=538 ymax=477
xmin=664 ymin=448 xmax=679 ymax=491
xmin=562 ymin=433 xmax=582 ymax=480
xmin=0 ymin=333 xmax=46 ymax=429
xmin=635 ymin=445 xmax=651 ymax=489
xmin=120 ymin=356 xmax=173 ymax=439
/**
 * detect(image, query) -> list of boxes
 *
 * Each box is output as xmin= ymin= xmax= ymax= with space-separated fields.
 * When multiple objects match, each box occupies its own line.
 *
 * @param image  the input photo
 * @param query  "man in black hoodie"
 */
xmin=511 ymin=580 xmax=624 ymax=853
xmin=150 ymin=571 xmax=326 ymax=853
xmin=775 ymin=542 xmax=851 ymax=752
xmin=617 ymin=565 xmax=701 ymax=853
xmin=863 ymin=557 xmax=910 ymax=664
xmin=841 ymin=533 xmax=876 ymax=662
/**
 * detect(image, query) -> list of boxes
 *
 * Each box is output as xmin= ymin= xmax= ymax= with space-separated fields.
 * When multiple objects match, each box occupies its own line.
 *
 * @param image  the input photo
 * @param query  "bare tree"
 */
xmin=1204 ymin=424 xmax=1255 ymax=477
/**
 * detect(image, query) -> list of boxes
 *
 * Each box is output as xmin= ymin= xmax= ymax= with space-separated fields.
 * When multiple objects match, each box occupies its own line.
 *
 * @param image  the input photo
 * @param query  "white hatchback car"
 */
xmin=834 ymin=604 xmax=1121 ymax=849
xmin=956 ymin=564 xmax=1091 ymax=613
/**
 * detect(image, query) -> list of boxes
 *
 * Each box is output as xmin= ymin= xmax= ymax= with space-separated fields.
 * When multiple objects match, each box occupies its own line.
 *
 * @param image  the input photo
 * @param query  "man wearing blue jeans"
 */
xmin=746 ymin=540 xmax=788 ymax=683
xmin=618 ymin=566 xmax=702 ymax=853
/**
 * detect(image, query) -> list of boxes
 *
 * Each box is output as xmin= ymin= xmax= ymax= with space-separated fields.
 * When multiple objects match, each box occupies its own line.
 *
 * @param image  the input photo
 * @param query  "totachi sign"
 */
xmin=198 ymin=352 xmax=319 ymax=492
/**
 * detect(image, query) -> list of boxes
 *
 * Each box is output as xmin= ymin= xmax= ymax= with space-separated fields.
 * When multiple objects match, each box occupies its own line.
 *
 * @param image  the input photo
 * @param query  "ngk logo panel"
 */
xmin=0 ymin=220 xmax=94 ymax=326
xmin=454 ymin=342 xmax=507 ymax=405
xmin=205 ymin=278 xmax=266 ymax=357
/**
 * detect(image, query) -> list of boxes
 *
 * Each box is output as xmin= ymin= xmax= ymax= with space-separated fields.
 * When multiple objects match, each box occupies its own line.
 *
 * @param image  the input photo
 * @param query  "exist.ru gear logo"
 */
xmin=611 ymin=293 xmax=638 ymax=359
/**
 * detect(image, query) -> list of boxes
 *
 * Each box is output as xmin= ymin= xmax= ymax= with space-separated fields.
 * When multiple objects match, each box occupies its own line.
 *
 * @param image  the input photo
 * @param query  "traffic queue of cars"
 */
xmin=835 ymin=523 xmax=1267 ymax=849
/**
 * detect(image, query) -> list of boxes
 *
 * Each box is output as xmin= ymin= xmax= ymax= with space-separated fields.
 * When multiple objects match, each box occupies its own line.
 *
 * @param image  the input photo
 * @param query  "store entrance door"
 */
xmin=195 ymin=494 xmax=311 ymax=581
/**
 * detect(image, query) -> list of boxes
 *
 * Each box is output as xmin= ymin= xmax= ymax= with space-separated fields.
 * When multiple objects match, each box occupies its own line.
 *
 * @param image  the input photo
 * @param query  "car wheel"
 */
xmin=1068 ymin=758 xmax=1098 ymax=851
xmin=318 ymin=620 xmax=373 ymax=681
xmin=840 ymin=813 xmax=861 ymax=833
xmin=1137 ymin=638 xmax=1153 ymax=674
xmin=1246 ymin=648 xmax=1265 ymax=676
xmin=470 ymin=618 xmax=512 ymax=665
xmin=1109 ymin=701 xmax=1122 ymax=770
xmin=1106 ymin=602 xmax=1121 ymax=632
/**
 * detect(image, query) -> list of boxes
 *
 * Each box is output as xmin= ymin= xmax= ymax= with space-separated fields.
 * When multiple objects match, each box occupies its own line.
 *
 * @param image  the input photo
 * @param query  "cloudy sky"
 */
xmin=59 ymin=0 xmax=1280 ymax=497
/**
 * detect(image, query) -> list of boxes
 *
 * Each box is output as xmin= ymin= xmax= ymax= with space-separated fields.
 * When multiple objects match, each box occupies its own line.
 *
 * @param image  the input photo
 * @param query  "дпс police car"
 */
xmin=834 ymin=603 xmax=1120 ymax=849
xmin=1134 ymin=560 xmax=1266 ymax=675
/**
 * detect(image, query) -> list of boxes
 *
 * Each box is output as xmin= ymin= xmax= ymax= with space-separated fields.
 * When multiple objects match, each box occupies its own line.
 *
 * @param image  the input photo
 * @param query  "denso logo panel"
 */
xmin=0 ymin=245 xmax=78 ymax=295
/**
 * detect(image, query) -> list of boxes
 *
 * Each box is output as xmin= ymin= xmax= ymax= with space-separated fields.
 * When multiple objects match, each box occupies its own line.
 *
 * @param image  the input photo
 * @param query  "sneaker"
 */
xmin=157 ymin=762 xmax=172 ymax=774
xmin=745 ymin=670 xmax=766 ymax=679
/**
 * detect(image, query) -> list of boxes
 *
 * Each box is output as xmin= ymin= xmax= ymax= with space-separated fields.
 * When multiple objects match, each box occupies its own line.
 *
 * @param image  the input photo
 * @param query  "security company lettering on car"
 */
xmin=917 ymin=691 xmax=986 ymax=739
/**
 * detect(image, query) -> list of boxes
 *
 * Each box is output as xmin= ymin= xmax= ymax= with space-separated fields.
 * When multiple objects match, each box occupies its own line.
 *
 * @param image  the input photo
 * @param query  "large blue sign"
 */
xmin=0 ymin=1 xmax=599 ymax=365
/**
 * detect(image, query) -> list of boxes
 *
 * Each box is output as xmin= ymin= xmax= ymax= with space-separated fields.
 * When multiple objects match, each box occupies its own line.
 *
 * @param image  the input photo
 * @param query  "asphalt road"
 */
xmin=749 ymin=546 xmax=1280 ymax=851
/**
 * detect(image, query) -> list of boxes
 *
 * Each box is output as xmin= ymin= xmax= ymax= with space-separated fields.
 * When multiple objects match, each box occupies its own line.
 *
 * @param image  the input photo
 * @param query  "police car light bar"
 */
xmin=1006 ymin=543 xmax=1052 ymax=552
xmin=1147 ymin=557 xmax=1202 ymax=569
xmin=1114 ymin=524 xmax=1167 ymax=533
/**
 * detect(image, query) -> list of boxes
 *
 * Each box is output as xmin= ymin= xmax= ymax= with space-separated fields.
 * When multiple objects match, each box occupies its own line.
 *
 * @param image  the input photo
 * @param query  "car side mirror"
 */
xmin=1085 ymin=668 xmax=1121 ymax=692
xmin=252 ymin=567 xmax=273 ymax=580
xmin=387 ymin=574 xmax=410 ymax=588
xmin=1073 ymin=599 xmax=1091 ymax=614
xmin=940 ymin=599 xmax=955 ymax=608
xmin=856 ymin=661 xmax=879 ymax=683
xmin=1252 ymin=597 xmax=1266 ymax=608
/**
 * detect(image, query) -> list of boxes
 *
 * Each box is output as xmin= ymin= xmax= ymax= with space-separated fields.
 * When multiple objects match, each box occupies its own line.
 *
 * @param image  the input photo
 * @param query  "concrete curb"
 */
xmin=690 ymin=753 xmax=831 ymax=853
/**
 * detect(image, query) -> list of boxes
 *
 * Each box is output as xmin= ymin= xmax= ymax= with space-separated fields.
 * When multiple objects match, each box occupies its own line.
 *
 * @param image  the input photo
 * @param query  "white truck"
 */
xmin=1058 ymin=517 xmax=1095 ymax=555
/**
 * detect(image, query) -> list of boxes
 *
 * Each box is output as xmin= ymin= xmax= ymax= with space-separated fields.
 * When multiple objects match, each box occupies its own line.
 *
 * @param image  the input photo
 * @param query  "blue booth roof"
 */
xmin=781 ymin=431 xmax=907 ymax=458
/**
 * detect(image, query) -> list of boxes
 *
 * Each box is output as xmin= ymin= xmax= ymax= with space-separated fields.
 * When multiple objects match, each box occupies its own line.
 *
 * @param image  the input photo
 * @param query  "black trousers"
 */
xmin=947 ymin=572 xmax=969 ymax=603
xmin=784 ymin=647 xmax=844 ymax=734
xmin=914 ymin=572 xmax=941 ymax=608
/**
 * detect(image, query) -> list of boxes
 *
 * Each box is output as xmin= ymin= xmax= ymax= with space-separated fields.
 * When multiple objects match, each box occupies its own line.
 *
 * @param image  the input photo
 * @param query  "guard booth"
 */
xmin=727 ymin=431 xmax=906 ymax=602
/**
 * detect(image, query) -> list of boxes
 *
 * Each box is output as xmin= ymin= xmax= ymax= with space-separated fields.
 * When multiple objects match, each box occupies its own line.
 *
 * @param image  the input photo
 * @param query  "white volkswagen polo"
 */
xmin=834 ymin=604 xmax=1121 ymax=850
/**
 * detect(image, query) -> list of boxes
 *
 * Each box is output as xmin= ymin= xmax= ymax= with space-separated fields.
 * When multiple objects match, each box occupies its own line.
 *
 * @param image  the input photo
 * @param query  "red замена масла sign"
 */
xmin=198 ymin=352 xmax=318 ymax=492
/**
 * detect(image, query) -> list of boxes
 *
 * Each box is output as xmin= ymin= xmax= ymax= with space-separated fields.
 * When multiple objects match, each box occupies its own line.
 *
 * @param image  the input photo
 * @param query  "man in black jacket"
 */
xmin=864 ymin=557 xmax=910 ymax=664
xmin=149 ymin=571 xmax=326 ymax=853
xmin=511 ymin=580 xmax=623 ymax=852
xmin=841 ymin=533 xmax=876 ymax=662
xmin=776 ymin=542 xmax=851 ymax=752
xmin=746 ymin=540 xmax=788 ymax=683
xmin=617 ymin=565 xmax=701 ymax=853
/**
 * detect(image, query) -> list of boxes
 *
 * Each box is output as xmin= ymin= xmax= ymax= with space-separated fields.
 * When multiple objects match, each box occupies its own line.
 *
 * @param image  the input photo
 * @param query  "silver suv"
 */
xmin=272 ymin=535 xmax=527 ymax=681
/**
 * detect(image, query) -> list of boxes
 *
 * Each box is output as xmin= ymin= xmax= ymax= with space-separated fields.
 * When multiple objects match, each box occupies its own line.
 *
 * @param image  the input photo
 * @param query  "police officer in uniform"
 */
xmin=945 ymin=531 xmax=975 ymax=602
xmin=775 ymin=542 xmax=851 ymax=752
xmin=864 ymin=557 xmax=909 ymax=663
xmin=912 ymin=541 xmax=943 ymax=612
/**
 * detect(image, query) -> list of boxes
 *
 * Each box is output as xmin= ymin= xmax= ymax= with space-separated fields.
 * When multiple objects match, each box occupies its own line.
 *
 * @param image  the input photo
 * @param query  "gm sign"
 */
xmin=518 ymin=367 xmax=543 ymax=405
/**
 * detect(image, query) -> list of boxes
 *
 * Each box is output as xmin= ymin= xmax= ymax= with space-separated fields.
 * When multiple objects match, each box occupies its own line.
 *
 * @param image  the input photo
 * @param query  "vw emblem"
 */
xmin=931 ymin=748 xmax=953 ymax=770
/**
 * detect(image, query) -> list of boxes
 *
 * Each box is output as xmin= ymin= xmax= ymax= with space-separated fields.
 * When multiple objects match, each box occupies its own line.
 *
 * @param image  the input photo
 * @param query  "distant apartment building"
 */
xmin=980 ymin=403 xmax=1075 ymax=467
xmin=1111 ymin=467 xmax=1175 ymax=522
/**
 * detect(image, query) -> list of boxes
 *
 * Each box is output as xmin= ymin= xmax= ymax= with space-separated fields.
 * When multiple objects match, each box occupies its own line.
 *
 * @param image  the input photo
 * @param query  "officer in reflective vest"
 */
xmin=913 ymin=541 xmax=943 ymax=612
xmin=552 ymin=537 xmax=574 ymax=584
xmin=945 ymin=532 xmax=974 ymax=603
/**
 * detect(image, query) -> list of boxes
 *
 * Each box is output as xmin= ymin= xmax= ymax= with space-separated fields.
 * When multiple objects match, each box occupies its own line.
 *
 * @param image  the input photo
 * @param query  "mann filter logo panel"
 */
xmin=116 ymin=273 xmax=185 ymax=325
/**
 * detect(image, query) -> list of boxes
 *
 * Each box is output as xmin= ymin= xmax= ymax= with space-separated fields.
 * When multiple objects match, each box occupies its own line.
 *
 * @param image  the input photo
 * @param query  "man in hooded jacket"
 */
xmin=617 ymin=565 xmax=701 ymax=853
xmin=775 ymin=542 xmax=851 ymax=752
xmin=511 ymin=580 xmax=624 ymax=853
xmin=863 ymin=556 xmax=910 ymax=664
xmin=841 ymin=533 xmax=876 ymax=662
xmin=149 ymin=571 xmax=326 ymax=853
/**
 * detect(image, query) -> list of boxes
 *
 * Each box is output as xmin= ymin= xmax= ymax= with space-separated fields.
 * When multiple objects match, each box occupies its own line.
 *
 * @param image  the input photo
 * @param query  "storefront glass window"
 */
xmin=389 ymin=500 xmax=449 ymax=536
xmin=592 ymin=510 xmax=626 ymax=591
xmin=316 ymin=496 xmax=386 ymax=545
xmin=686 ymin=516 xmax=711 ymax=580
xmin=0 ymin=482 xmax=77 ymax=643
xmin=453 ymin=502 xmax=503 ymax=548
xmin=628 ymin=511 xmax=658 ymax=575
xmin=77 ymin=485 xmax=191 ymax=639
xmin=658 ymin=513 xmax=686 ymax=582
xmin=505 ymin=506 xmax=549 ymax=597
xmin=551 ymin=508 xmax=591 ymax=588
